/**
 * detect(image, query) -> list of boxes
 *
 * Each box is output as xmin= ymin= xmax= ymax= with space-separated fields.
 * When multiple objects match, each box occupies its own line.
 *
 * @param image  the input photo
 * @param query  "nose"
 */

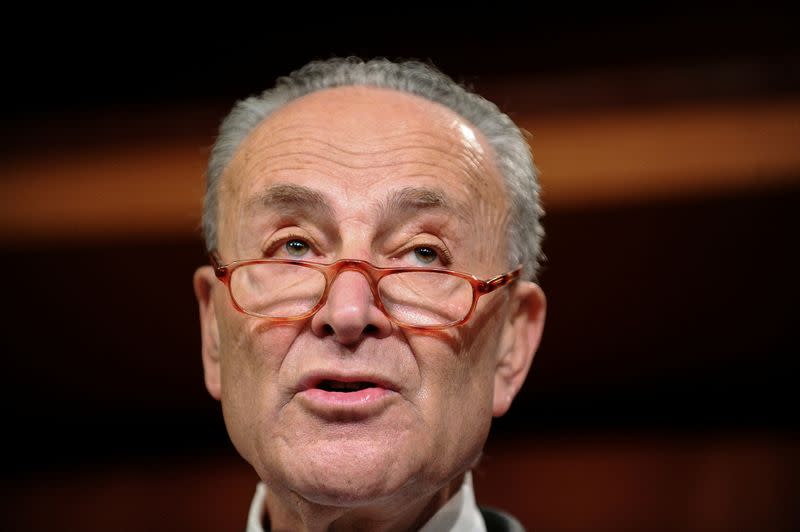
xmin=310 ymin=270 xmax=393 ymax=346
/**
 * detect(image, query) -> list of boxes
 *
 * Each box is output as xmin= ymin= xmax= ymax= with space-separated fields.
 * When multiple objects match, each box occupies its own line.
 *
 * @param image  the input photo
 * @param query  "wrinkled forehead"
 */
xmin=214 ymin=87 xmax=514 ymax=271
xmin=247 ymin=85 xmax=490 ymax=158
xmin=222 ymin=86 xmax=506 ymax=201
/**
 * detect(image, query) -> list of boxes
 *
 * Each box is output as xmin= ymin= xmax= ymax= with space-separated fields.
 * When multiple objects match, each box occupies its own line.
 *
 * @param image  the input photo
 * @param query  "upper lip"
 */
xmin=297 ymin=371 xmax=401 ymax=393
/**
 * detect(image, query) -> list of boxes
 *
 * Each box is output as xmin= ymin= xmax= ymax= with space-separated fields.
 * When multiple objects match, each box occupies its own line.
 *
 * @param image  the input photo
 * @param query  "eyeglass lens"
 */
xmin=230 ymin=263 xmax=473 ymax=326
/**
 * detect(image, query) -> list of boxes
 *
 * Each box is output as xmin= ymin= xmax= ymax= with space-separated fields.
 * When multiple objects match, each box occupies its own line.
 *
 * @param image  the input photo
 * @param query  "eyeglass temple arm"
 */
xmin=481 ymin=267 xmax=522 ymax=293
xmin=208 ymin=251 xmax=227 ymax=277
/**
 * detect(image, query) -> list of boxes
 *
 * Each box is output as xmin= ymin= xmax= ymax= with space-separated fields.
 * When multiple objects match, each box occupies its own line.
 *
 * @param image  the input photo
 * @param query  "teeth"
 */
xmin=319 ymin=380 xmax=374 ymax=392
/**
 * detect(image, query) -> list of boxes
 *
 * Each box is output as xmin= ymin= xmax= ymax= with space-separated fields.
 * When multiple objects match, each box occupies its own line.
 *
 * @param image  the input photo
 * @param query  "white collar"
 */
xmin=246 ymin=472 xmax=486 ymax=532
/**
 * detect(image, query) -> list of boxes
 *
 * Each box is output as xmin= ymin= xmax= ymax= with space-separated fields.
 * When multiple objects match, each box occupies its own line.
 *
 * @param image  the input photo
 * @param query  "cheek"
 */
xmin=217 ymin=305 xmax=304 ymax=373
xmin=450 ymin=302 xmax=508 ymax=414
xmin=407 ymin=316 xmax=500 ymax=432
xmin=216 ymin=313 xmax=303 ymax=462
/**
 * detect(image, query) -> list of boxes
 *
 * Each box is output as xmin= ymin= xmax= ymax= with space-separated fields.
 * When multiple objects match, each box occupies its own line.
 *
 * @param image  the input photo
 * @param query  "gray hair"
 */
xmin=203 ymin=57 xmax=544 ymax=280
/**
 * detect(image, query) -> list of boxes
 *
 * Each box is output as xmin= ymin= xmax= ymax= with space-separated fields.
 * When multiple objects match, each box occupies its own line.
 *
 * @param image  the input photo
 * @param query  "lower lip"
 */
xmin=297 ymin=387 xmax=395 ymax=413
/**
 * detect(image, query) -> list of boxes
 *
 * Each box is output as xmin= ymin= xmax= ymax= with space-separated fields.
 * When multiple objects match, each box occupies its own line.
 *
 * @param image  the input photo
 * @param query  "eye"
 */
xmin=412 ymin=246 xmax=438 ymax=265
xmin=285 ymin=239 xmax=310 ymax=257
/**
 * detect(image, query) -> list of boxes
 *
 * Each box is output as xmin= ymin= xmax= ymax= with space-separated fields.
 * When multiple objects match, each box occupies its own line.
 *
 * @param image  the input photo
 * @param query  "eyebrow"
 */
xmin=380 ymin=186 xmax=468 ymax=222
xmin=246 ymin=183 xmax=335 ymax=220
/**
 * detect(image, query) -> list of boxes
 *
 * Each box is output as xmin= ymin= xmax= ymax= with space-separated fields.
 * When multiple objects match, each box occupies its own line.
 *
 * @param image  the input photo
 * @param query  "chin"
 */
xmin=297 ymin=476 xmax=405 ymax=508
xmin=265 ymin=434 xmax=431 ymax=508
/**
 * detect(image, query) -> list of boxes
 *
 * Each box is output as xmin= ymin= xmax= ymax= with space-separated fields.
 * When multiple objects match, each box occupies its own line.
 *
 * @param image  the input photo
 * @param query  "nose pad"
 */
xmin=310 ymin=270 xmax=393 ymax=345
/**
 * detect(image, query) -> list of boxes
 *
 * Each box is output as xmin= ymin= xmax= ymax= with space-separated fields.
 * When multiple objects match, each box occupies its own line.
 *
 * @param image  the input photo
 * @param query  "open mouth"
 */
xmin=316 ymin=380 xmax=377 ymax=392
xmin=298 ymin=375 xmax=394 ymax=411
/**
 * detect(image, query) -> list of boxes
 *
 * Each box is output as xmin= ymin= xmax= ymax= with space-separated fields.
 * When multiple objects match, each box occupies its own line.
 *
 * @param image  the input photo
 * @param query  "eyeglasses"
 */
xmin=210 ymin=255 xmax=521 ymax=330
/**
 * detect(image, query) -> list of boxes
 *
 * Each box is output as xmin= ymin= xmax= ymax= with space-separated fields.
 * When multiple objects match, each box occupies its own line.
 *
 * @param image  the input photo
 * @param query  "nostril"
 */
xmin=323 ymin=324 xmax=335 ymax=336
xmin=363 ymin=324 xmax=379 ymax=336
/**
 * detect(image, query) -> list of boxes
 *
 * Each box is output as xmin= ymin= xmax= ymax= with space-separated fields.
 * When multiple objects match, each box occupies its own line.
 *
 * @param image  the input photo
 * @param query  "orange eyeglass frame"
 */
xmin=211 ymin=254 xmax=521 ymax=331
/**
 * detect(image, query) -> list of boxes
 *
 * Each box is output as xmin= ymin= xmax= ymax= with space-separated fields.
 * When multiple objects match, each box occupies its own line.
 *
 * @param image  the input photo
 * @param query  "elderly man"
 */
xmin=193 ymin=57 xmax=546 ymax=531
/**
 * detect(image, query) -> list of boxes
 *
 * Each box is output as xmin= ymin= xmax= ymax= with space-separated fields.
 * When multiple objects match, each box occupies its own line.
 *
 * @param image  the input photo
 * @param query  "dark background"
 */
xmin=2 ymin=10 xmax=798 ymax=531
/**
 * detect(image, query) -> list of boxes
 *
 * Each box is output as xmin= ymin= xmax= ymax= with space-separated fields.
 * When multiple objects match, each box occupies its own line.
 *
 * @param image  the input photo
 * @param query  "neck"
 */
xmin=262 ymin=473 xmax=465 ymax=532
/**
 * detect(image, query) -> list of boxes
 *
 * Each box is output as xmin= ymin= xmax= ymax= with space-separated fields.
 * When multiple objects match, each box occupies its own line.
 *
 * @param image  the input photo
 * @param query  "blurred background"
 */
xmin=2 ymin=9 xmax=798 ymax=531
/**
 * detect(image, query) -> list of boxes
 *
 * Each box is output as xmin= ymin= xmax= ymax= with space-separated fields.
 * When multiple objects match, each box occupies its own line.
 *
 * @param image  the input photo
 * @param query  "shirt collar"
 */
xmin=246 ymin=471 xmax=486 ymax=532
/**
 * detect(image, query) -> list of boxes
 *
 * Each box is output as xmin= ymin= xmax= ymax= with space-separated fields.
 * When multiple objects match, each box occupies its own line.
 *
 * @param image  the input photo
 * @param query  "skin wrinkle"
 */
xmin=231 ymin=170 xmax=494 ymax=274
xmin=254 ymin=213 xmax=465 ymax=276
xmin=237 ymin=184 xmax=471 ymax=268
xmin=252 ymin=150 xmax=473 ymax=170
xmin=248 ymin=123 xmax=472 ymax=152
xmin=252 ymin=133 xmax=475 ymax=158
xmin=226 ymin=152 xmax=500 ymax=272
xmin=242 ymin=184 xmax=337 ymax=240
xmin=242 ymin=151 xmax=485 ymax=192
xmin=253 ymin=125 xmax=468 ymax=161
xmin=195 ymin=86 xmax=543 ymax=532
xmin=229 ymin=178 xmax=481 ymax=263
xmin=249 ymin=183 xmax=333 ymax=216
xmin=248 ymin=184 xmax=470 ymax=231
xmin=254 ymin=170 xmax=479 ymax=233
xmin=242 ymin=122 xmax=491 ymax=190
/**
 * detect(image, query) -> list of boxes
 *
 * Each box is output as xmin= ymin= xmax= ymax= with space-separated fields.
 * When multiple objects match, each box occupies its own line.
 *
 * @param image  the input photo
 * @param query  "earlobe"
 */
xmin=194 ymin=266 xmax=223 ymax=400
xmin=492 ymin=282 xmax=546 ymax=417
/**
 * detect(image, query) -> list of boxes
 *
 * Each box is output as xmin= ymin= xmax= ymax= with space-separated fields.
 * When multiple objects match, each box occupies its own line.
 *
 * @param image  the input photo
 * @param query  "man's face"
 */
xmin=194 ymin=86 xmax=544 ymax=509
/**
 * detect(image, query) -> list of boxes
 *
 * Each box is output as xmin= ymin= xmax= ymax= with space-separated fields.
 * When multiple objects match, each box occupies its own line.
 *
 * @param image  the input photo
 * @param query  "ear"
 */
xmin=492 ymin=281 xmax=546 ymax=417
xmin=194 ymin=265 xmax=223 ymax=400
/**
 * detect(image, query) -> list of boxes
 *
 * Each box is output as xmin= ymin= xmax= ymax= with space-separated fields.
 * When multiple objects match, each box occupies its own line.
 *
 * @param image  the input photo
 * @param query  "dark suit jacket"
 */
xmin=480 ymin=507 xmax=525 ymax=532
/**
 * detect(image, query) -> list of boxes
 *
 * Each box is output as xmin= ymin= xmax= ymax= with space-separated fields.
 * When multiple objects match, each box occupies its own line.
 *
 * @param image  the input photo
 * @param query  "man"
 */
xmin=193 ymin=57 xmax=546 ymax=531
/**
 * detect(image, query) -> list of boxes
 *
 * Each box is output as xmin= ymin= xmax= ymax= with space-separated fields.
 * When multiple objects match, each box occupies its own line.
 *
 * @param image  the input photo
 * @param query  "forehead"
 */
xmin=219 ymin=86 xmax=508 ymax=241
xmin=226 ymin=86 xmax=504 ymax=195
xmin=245 ymin=85 xmax=489 ymax=162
